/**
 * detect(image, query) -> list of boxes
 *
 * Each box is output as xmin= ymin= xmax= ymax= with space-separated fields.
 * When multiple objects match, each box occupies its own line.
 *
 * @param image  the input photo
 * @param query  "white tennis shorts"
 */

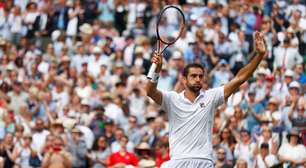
xmin=160 ymin=158 xmax=214 ymax=168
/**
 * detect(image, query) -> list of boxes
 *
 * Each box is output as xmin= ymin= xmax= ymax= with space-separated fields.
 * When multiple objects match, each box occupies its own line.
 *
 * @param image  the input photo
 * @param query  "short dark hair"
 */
xmin=260 ymin=143 xmax=269 ymax=149
xmin=183 ymin=63 xmax=204 ymax=77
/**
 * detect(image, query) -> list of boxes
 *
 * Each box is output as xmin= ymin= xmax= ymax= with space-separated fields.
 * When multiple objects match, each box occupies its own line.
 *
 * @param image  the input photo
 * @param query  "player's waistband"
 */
xmin=171 ymin=156 xmax=215 ymax=164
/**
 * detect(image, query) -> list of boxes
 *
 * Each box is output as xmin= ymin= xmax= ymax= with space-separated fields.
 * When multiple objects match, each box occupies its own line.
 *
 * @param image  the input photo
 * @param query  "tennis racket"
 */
xmin=147 ymin=5 xmax=186 ymax=79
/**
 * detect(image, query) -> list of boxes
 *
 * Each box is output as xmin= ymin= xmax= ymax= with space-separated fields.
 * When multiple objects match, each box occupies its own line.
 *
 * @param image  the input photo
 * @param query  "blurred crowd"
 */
xmin=0 ymin=0 xmax=305 ymax=168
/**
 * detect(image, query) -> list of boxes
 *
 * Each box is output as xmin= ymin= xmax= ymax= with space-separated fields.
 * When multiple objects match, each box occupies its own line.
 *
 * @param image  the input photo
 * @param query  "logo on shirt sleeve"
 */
xmin=200 ymin=102 xmax=206 ymax=108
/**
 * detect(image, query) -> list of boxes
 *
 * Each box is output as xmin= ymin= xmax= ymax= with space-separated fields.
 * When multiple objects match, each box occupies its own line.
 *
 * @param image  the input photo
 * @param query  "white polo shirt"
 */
xmin=161 ymin=86 xmax=224 ymax=162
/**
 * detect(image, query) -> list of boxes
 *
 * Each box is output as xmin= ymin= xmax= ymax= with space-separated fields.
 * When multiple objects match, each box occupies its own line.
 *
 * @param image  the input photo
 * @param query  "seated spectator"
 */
xmin=278 ymin=128 xmax=306 ymax=167
xmin=0 ymin=133 xmax=15 ymax=168
xmin=256 ymin=126 xmax=278 ymax=152
xmin=11 ymin=132 xmax=38 ymax=168
xmin=209 ymin=59 xmax=233 ymax=88
xmin=234 ymin=129 xmax=256 ymax=168
xmin=155 ymin=139 xmax=170 ymax=168
xmin=66 ymin=128 xmax=87 ymax=168
xmin=254 ymin=143 xmax=279 ymax=168
xmin=103 ymin=119 xmax=116 ymax=146
xmin=89 ymin=106 xmax=107 ymax=139
xmin=32 ymin=118 xmax=50 ymax=153
xmin=215 ymin=147 xmax=233 ymax=168
xmin=88 ymin=136 xmax=111 ymax=168
xmin=111 ymin=128 xmax=134 ymax=153
xmin=125 ymin=115 xmax=142 ymax=146
xmin=135 ymin=142 xmax=156 ymax=168
xmin=108 ymin=136 xmax=138 ymax=167
xmin=219 ymin=128 xmax=235 ymax=161
xmin=41 ymin=134 xmax=55 ymax=155
xmin=41 ymin=136 xmax=72 ymax=168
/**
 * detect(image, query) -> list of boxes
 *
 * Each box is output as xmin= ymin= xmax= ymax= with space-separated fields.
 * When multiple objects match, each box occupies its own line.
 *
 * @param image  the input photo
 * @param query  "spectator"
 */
xmin=157 ymin=65 xmax=176 ymax=92
xmin=89 ymin=105 xmax=107 ymax=139
xmin=41 ymin=135 xmax=72 ymax=168
xmin=210 ymin=59 xmax=233 ymax=88
xmin=243 ymin=89 xmax=265 ymax=132
xmin=0 ymin=133 xmax=15 ymax=168
xmin=155 ymin=139 xmax=170 ymax=168
xmin=111 ymin=127 xmax=134 ymax=153
xmin=66 ymin=128 xmax=87 ymax=168
xmin=108 ymin=136 xmax=138 ymax=167
xmin=135 ymin=142 xmax=156 ymax=168
xmin=11 ymin=132 xmax=38 ymax=168
xmin=101 ymin=92 xmax=125 ymax=127
xmin=88 ymin=136 xmax=111 ymax=168
xmin=278 ymin=128 xmax=306 ymax=167
xmin=273 ymin=38 xmax=303 ymax=70
xmin=7 ymin=81 xmax=29 ymax=115
xmin=125 ymin=115 xmax=142 ymax=146
xmin=32 ymin=118 xmax=50 ymax=153
xmin=254 ymin=143 xmax=279 ymax=168
xmin=215 ymin=147 xmax=232 ymax=168
xmin=220 ymin=128 xmax=235 ymax=159
xmin=234 ymin=129 xmax=256 ymax=168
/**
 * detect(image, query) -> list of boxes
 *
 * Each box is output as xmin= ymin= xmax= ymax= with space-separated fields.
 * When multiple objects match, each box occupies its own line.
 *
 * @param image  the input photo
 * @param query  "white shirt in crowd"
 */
xmin=255 ymin=154 xmax=279 ymax=168
xmin=32 ymin=130 xmax=50 ymax=152
xmin=71 ymin=53 xmax=89 ymax=74
xmin=278 ymin=143 xmax=306 ymax=163
xmin=234 ymin=142 xmax=257 ymax=168
xmin=273 ymin=47 xmax=303 ymax=69
xmin=52 ymin=90 xmax=69 ymax=111
xmin=88 ymin=54 xmax=110 ymax=78
xmin=128 ymin=94 xmax=146 ymax=124
xmin=104 ymin=103 xmax=126 ymax=127
xmin=8 ymin=14 xmax=23 ymax=34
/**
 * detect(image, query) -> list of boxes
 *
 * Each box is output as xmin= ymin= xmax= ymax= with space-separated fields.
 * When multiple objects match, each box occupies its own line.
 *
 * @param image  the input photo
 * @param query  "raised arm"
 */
xmin=145 ymin=52 xmax=163 ymax=105
xmin=224 ymin=31 xmax=267 ymax=99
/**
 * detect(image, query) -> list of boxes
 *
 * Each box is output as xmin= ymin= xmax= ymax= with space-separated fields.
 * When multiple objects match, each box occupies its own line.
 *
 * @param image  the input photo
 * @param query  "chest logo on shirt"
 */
xmin=200 ymin=102 xmax=206 ymax=108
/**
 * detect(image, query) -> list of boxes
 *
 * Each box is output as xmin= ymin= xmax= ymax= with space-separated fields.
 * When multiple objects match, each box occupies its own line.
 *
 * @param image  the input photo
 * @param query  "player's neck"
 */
xmin=184 ymin=89 xmax=200 ymax=103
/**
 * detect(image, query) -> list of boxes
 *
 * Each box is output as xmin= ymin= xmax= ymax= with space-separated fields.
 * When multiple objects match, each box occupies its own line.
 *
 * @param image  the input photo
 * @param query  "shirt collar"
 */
xmin=179 ymin=89 xmax=205 ymax=104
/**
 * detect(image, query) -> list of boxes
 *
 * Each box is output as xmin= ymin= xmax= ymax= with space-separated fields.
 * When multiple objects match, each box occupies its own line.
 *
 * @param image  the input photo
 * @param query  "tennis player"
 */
xmin=145 ymin=31 xmax=267 ymax=167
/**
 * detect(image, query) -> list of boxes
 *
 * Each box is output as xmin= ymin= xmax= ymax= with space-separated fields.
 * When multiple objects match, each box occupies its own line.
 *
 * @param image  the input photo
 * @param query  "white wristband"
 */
xmin=150 ymin=72 xmax=159 ymax=83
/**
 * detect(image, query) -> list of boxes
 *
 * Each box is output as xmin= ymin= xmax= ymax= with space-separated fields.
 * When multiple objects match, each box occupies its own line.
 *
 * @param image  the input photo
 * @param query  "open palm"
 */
xmin=254 ymin=31 xmax=267 ymax=55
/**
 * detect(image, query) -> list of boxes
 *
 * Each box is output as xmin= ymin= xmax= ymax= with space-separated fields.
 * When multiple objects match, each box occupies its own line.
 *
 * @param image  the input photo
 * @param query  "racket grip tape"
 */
xmin=147 ymin=63 xmax=158 ymax=79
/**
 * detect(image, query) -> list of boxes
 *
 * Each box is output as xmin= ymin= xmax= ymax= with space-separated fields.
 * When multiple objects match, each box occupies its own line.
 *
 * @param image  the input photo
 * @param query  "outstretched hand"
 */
xmin=253 ymin=31 xmax=267 ymax=55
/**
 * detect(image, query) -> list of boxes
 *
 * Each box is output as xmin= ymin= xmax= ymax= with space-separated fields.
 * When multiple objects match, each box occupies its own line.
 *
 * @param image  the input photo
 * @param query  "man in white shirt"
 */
xmin=88 ymin=46 xmax=110 ymax=78
xmin=273 ymin=38 xmax=303 ymax=69
xmin=32 ymin=118 xmax=50 ymax=153
xmin=51 ymin=80 xmax=69 ymax=112
xmin=146 ymin=31 xmax=267 ymax=167
xmin=111 ymin=128 xmax=135 ymax=153
xmin=234 ymin=129 xmax=257 ymax=167
xmin=71 ymin=44 xmax=89 ymax=74
xmin=101 ymin=93 xmax=126 ymax=127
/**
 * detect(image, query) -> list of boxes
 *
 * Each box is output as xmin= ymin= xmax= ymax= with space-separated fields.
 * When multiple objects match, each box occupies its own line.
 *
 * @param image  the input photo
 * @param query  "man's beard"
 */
xmin=217 ymin=157 xmax=225 ymax=162
xmin=187 ymin=83 xmax=202 ymax=93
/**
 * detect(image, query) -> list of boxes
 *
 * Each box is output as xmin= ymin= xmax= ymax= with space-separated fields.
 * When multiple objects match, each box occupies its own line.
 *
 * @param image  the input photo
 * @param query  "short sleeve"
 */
xmin=206 ymin=86 xmax=225 ymax=107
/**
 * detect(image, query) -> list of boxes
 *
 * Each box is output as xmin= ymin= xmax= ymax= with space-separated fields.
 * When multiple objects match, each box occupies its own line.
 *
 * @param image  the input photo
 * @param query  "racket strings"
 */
xmin=156 ymin=6 xmax=185 ymax=46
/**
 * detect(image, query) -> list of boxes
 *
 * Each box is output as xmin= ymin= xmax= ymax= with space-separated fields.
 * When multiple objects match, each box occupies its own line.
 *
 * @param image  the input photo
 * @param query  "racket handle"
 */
xmin=147 ymin=63 xmax=157 ymax=79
